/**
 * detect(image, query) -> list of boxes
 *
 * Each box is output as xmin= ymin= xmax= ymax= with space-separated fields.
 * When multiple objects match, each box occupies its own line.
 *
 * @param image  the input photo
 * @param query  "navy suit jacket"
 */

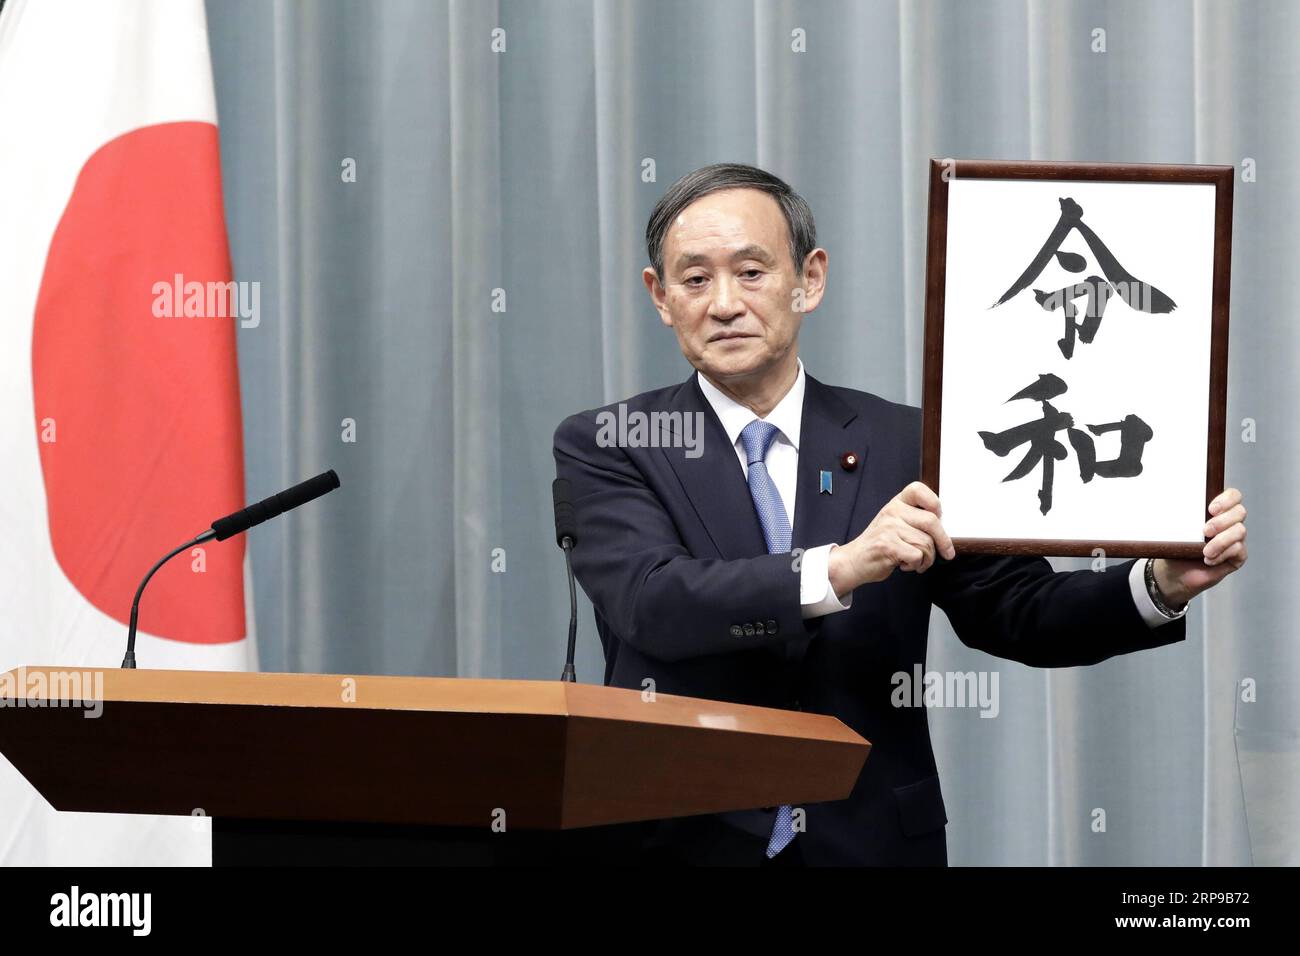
xmin=552 ymin=369 xmax=1187 ymax=865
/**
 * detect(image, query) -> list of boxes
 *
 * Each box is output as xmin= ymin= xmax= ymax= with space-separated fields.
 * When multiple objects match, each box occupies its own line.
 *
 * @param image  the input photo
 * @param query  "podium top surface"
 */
xmin=12 ymin=667 xmax=859 ymax=738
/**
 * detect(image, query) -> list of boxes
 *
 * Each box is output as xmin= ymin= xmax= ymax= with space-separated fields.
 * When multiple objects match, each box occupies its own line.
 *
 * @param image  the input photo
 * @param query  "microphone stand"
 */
xmin=121 ymin=529 xmax=216 ymax=669
xmin=559 ymin=537 xmax=578 ymax=682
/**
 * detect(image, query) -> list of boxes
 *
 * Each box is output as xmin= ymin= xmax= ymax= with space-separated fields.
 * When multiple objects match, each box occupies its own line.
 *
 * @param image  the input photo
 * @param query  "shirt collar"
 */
xmin=696 ymin=358 xmax=805 ymax=453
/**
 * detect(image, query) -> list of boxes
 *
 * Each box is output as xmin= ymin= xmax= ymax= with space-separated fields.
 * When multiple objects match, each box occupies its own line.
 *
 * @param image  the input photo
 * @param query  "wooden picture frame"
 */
xmin=920 ymin=159 xmax=1233 ymax=559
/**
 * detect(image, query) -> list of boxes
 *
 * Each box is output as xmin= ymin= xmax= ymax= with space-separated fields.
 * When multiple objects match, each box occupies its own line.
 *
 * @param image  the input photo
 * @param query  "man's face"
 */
xmin=644 ymin=188 xmax=826 ymax=386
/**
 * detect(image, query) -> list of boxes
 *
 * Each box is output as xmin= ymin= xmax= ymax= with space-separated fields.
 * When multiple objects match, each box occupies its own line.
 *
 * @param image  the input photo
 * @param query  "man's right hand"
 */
xmin=827 ymin=481 xmax=956 ymax=598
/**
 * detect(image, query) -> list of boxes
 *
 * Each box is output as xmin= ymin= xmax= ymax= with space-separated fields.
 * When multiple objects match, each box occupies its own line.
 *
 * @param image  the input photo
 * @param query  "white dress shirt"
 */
xmin=695 ymin=359 xmax=1184 ymax=627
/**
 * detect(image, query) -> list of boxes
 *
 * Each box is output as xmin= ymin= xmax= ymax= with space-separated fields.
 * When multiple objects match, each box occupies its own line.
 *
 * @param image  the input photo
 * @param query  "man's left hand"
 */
xmin=1153 ymin=487 xmax=1247 ymax=608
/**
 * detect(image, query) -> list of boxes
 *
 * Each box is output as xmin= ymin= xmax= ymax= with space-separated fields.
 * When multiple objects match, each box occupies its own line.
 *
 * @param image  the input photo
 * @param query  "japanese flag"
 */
xmin=0 ymin=0 xmax=256 ymax=864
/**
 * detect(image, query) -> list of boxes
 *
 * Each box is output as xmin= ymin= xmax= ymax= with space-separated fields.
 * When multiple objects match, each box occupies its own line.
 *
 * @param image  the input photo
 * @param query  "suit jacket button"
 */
xmin=729 ymin=625 xmax=743 ymax=638
xmin=765 ymin=619 xmax=778 ymax=635
xmin=743 ymin=624 xmax=756 ymax=637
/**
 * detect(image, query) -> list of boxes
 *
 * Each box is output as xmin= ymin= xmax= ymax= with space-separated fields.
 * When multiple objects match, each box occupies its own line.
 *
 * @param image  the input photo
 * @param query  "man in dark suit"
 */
xmin=552 ymin=163 xmax=1248 ymax=866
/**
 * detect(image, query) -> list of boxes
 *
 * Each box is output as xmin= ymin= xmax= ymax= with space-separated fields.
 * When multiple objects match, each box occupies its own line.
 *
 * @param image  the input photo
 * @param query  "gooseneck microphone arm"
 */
xmin=122 ymin=528 xmax=217 ymax=669
xmin=560 ymin=538 xmax=578 ymax=682
xmin=553 ymin=478 xmax=580 ymax=682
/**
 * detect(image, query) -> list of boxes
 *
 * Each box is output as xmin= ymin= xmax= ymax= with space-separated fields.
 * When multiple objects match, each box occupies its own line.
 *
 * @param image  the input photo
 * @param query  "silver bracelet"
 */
xmin=1144 ymin=557 xmax=1185 ymax=617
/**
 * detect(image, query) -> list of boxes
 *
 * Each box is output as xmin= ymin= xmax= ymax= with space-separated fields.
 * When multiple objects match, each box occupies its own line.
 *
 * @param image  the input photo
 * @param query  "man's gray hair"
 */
xmin=645 ymin=163 xmax=817 ymax=282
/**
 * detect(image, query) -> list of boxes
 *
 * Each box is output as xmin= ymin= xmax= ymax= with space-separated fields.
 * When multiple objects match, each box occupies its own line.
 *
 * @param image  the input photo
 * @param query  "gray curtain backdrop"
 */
xmin=206 ymin=0 xmax=1298 ymax=866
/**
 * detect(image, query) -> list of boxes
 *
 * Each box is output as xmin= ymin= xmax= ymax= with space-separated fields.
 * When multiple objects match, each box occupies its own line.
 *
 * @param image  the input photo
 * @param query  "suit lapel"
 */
xmin=659 ymin=372 xmax=769 ymax=560
xmin=791 ymin=373 xmax=870 ymax=557
xmin=781 ymin=374 xmax=871 ymax=665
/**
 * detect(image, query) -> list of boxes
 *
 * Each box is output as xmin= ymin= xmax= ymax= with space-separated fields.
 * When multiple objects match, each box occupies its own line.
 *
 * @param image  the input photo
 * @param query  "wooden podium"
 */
xmin=0 ymin=666 xmax=870 ymax=865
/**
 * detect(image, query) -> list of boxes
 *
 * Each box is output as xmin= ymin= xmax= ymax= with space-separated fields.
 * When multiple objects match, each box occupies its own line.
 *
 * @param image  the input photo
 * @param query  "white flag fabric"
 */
xmin=0 ymin=0 xmax=256 ymax=865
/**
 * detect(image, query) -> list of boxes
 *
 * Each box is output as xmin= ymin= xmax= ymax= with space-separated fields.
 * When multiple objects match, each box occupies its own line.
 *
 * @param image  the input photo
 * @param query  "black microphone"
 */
xmin=553 ymin=478 xmax=577 ymax=548
xmin=211 ymin=469 xmax=340 ymax=541
xmin=121 ymin=470 xmax=341 ymax=669
xmin=553 ymin=479 xmax=580 ymax=682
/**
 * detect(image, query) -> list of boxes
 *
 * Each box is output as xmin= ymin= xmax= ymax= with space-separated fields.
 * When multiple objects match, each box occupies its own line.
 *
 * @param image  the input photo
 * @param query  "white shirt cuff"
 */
xmin=1128 ymin=558 xmax=1187 ymax=628
xmin=800 ymin=543 xmax=853 ymax=619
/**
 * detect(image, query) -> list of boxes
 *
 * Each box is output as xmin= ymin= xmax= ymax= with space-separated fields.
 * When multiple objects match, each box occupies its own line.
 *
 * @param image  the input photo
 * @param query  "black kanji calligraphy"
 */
xmin=991 ymin=197 xmax=1176 ymax=359
xmin=978 ymin=373 xmax=1154 ymax=515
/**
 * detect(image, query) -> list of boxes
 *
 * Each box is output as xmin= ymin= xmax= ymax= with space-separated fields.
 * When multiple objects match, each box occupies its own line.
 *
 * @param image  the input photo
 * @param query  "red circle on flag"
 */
xmin=32 ymin=122 xmax=247 ymax=644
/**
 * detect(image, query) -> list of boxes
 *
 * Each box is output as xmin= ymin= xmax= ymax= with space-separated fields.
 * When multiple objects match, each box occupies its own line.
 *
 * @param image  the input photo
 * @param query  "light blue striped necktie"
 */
xmin=739 ymin=419 xmax=796 ymax=858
